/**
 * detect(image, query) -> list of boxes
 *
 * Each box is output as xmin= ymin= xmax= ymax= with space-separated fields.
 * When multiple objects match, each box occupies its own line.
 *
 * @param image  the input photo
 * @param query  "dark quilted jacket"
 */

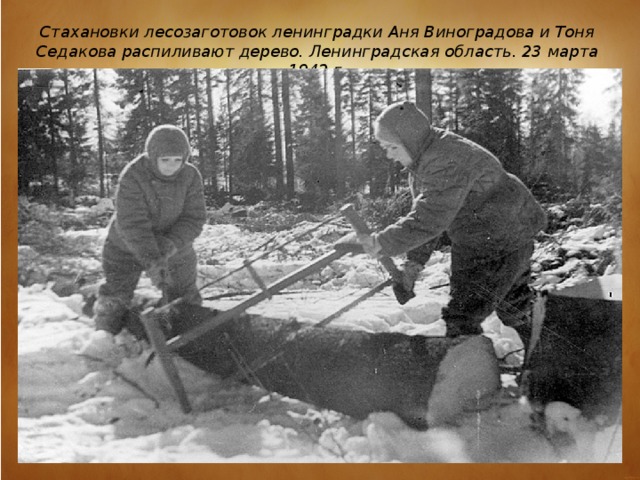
xmin=106 ymin=155 xmax=206 ymax=265
xmin=377 ymin=127 xmax=547 ymax=257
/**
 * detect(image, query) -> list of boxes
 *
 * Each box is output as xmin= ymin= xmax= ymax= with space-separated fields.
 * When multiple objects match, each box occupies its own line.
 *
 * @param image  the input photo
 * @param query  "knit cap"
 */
xmin=374 ymin=101 xmax=432 ymax=158
xmin=145 ymin=125 xmax=191 ymax=162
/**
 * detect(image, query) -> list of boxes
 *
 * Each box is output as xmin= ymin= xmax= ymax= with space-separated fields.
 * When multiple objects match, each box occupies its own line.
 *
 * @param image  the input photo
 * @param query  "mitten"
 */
xmin=334 ymin=232 xmax=364 ymax=254
xmin=146 ymin=257 xmax=170 ymax=289
xmin=334 ymin=232 xmax=382 ymax=258
xmin=399 ymin=259 xmax=424 ymax=292
xmin=157 ymin=236 xmax=178 ymax=259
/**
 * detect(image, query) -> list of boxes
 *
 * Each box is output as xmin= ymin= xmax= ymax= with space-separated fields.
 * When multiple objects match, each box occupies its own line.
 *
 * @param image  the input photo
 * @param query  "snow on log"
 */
xmin=526 ymin=274 xmax=622 ymax=422
xmin=129 ymin=304 xmax=501 ymax=429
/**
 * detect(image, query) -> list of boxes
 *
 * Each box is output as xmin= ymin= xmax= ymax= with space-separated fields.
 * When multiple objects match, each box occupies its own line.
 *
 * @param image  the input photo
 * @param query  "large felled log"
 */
xmin=128 ymin=303 xmax=501 ymax=429
xmin=526 ymin=275 xmax=622 ymax=421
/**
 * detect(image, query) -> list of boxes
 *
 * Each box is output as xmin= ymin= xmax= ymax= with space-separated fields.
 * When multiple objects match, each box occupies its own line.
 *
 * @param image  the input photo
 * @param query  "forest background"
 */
xmin=17 ymin=68 xmax=622 ymax=224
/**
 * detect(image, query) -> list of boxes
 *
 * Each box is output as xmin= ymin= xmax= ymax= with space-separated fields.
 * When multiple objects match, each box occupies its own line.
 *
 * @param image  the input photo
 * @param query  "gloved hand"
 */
xmin=146 ymin=257 xmax=170 ymax=289
xmin=399 ymin=259 xmax=424 ymax=292
xmin=157 ymin=236 xmax=178 ymax=258
xmin=334 ymin=232 xmax=382 ymax=258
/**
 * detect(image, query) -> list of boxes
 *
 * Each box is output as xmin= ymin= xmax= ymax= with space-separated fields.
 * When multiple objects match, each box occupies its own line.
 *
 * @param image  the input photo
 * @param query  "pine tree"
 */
xmin=292 ymin=69 xmax=335 ymax=205
xmin=18 ymin=70 xmax=51 ymax=195
xmin=341 ymin=69 xmax=367 ymax=192
xmin=531 ymin=69 xmax=584 ymax=195
xmin=93 ymin=70 xmax=107 ymax=197
xmin=358 ymin=71 xmax=392 ymax=198
xmin=333 ymin=69 xmax=345 ymax=198
xmin=40 ymin=69 xmax=63 ymax=196
xmin=476 ymin=70 xmax=523 ymax=176
xmin=60 ymin=69 xmax=93 ymax=197
xmin=224 ymin=69 xmax=234 ymax=198
xmin=116 ymin=69 xmax=154 ymax=160
xmin=192 ymin=70 xmax=205 ymax=177
xmin=224 ymin=70 xmax=272 ymax=202
xmin=204 ymin=69 xmax=220 ymax=196
xmin=578 ymin=124 xmax=606 ymax=196
xmin=168 ymin=70 xmax=195 ymax=136
xmin=433 ymin=69 xmax=462 ymax=131
xmin=526 ymin=72 xmax=547 ymax=187
xmin=282 ymin=69 xmax=295 ymax=200
xmin=270 ymin=70 xmax=285 ymax=196
xmin=415 ymin=69 xmax=432 ymax=120
xmin=605 ymin=118 xmax=622 ymax=192
xmin=147 ymin=70 xmax=173 ymax=125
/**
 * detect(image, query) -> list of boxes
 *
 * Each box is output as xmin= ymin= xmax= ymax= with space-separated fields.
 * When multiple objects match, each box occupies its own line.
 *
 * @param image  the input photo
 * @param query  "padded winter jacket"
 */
xmin=106 ymin=154 xmax=206 ymax=266
xmin=377 ymin=127 xmax=547 ymax=258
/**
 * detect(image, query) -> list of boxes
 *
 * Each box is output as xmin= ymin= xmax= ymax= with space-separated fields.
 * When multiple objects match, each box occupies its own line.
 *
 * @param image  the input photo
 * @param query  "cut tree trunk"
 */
xmin=128 ymin=303 xmax=501 ymax=429
xmin=124 ymin=274 xmax=622 ymax=428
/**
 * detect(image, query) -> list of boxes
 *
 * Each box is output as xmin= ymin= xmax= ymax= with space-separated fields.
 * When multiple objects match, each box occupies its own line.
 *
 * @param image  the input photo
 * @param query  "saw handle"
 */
xmin=340 ymin=204 xmax=416 ymax=305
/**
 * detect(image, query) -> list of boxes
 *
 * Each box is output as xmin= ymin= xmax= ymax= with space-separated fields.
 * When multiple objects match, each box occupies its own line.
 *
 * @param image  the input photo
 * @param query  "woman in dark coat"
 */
xmin=356 ymin=101 xmax=547 ymax=350
xmin=82 ymin=125 xmax=206 ymax=360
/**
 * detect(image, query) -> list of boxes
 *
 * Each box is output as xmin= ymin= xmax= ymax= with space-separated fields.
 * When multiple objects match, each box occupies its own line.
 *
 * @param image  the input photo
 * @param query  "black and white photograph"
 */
xmin=17 ymin=68 xmax=622 ymax=463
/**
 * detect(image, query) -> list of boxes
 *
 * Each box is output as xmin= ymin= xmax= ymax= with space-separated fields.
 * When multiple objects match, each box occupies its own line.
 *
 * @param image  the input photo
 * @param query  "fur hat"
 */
xmin=374 ymin=102 xmax=432 ymax=158
xmin=145 ymin=125 xmax=191 ymax=162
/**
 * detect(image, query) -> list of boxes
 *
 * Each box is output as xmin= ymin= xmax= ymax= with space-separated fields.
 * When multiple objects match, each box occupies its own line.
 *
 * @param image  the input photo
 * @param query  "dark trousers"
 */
xmin=442 ymin=242 xmax=535 ymax=347
xmin=95 ymin=239 xmax=201 ymax=334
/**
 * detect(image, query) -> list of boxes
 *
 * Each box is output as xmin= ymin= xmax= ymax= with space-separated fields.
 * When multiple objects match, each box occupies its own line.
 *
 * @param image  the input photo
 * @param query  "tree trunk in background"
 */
xmin=225 ymin=69 xmax=233 ymax=199
xmin=333 ymin=69 xmax=344 ymax=197
xmin=143 ymin=71 xmax=153 ymax=130
xmin=93 ymin=69 xmax=106 ymax=198
xmin=62 ymin=70 xmax=79 ymax=198
xmin=415 ymin=69 xmax=433 ymax=121
xmin=282 ymin=70 xmax=295 ymax=199
xmin=367 ymin=76 xmax=376 ymax=196
xmin=183 ymin=72 xmax=192 ymax=140
xmin=441 ymin=70 xmax=460 ymax=133
xmin=154 ymin=73 xmax=166 ymax=125
xmin=256 ymin=70 xmax=267 ymax=189
xmin=205 ymin=70 xmax=218 ymax=194
xmin=249 ymin=70 xmax=256 ymax=116
xmin=348 ymin=70 xmax=357 ymax=163
xmin=385 ymin=70 xmax=397 ymax=194
xmin=403 ymin=69 xmax=411 ymax=100
xmin=557 ymin=70 xmax=572 ymax=190
xmin=270 ymin=70 xmax=284 ymax=196
xmin=193 ymin=71 xmax=204 ymax=176
xmin=323 ymin=69 xmax=329 ymax=108
xmin=44 ymin=79 xmax=58 ymax=195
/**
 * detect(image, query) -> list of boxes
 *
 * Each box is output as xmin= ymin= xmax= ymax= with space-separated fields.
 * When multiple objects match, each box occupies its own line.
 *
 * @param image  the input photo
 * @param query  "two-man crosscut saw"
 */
xmin=140 ymin=204 xmax=414 ymax=413
xmin=197 ymin=212 xmax=344 ymax=293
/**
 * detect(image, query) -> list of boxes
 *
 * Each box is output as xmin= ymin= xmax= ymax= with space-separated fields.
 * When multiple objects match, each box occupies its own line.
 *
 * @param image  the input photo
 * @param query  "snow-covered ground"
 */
xmin=17 ymin=212 xmax=623 ymax=463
